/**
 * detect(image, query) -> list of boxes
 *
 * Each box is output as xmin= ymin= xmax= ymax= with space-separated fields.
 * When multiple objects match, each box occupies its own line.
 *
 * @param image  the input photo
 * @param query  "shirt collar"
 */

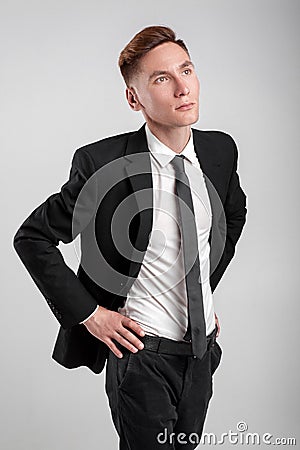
xmin=145 ymin=123 xmax=199 ymax=168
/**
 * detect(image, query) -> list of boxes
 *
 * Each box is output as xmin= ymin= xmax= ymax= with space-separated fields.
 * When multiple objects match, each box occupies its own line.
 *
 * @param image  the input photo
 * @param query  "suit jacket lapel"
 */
xmin=123 ymin=125 xmax=153 ymax=277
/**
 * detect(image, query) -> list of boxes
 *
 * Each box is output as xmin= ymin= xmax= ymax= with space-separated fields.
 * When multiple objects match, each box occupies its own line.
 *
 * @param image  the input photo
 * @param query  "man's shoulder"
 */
xmin=74 ymin=129 xmax=137 ymax=167
xmin=192 ymin=128 xmax=239 ymax=167
xmin=192 ymin=127 xmax=236 ymax=147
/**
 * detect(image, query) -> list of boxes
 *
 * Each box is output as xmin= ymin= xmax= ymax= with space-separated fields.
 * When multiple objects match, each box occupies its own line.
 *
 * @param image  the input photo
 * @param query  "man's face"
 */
xmin=127 ymin=42 xmax=200 ymax=130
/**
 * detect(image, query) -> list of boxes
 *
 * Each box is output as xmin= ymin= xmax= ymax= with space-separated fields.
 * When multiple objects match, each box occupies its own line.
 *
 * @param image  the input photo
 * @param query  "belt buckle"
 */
xmin=181 ymin=338 xmax=193 ymax=356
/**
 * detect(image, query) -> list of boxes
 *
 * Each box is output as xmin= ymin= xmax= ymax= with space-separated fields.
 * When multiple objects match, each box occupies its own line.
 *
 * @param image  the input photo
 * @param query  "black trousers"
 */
xmin=105 ymin=326 xmax=222 ymax=450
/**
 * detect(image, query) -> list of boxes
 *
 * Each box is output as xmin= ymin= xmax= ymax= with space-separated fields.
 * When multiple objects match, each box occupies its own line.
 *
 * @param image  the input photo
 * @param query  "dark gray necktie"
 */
xmin=171 ymin=154 xmax=207 ymax=360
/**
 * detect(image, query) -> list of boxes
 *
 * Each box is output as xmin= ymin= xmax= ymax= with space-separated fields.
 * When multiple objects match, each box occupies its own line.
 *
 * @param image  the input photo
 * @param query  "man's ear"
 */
xmin=126 ymin=88 xmax=142 ymax=111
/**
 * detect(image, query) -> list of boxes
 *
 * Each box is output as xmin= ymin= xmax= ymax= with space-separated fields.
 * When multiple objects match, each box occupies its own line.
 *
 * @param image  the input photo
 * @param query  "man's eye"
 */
xmin=183 ymin=69 xmax=191 ymax=75
xmin=155 ymin=77 xmax=167 ymax=83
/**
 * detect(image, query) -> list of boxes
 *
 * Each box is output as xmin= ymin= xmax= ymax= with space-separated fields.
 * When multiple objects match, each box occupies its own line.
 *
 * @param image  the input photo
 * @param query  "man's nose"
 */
xmin=174 ymin=78 xmax=190 ymax=97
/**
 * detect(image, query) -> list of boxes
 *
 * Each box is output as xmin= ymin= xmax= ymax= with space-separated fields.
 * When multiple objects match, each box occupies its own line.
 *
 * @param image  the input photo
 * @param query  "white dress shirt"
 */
xmin=117 ymin=125 xmax=215 ymax=338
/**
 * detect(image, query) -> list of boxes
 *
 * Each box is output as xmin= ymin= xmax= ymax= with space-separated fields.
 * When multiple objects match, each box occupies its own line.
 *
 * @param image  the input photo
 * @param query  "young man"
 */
xmin=14 ymin=26 xmax=247 ymax=449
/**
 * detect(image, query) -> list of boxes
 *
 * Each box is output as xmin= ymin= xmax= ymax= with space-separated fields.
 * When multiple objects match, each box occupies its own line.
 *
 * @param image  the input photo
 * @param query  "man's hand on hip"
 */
xmin=83 ymin=306 xmax=145 ymax=358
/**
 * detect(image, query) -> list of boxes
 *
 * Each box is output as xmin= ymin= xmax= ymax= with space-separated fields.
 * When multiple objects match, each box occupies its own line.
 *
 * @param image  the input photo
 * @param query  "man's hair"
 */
xmin=119 ymin=26 xmax=190 ymax=87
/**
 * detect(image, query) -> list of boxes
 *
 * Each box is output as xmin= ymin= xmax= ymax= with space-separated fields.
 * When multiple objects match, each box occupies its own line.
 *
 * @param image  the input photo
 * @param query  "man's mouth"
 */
xmin=175 ymin=102 xmax=195 ymax=111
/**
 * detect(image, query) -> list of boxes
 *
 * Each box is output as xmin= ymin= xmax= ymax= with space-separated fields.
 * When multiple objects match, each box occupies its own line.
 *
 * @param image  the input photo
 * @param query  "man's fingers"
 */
xmin=216 ymin=320 xmax=220 ymax=337
xmin=84 ymin=310 xmax=146 ymax=357
xmin=214 ymin=313 xmax=220 ymax=337
xmin=112 ymin=332 xmax=141 ymax=353
xmin=106 ymin=339 xmax=123 ymax=358
xmin=116 ymin=327 xmax=145 ymax=352
xmin=122 ymin=317 xmax=145 ymax=337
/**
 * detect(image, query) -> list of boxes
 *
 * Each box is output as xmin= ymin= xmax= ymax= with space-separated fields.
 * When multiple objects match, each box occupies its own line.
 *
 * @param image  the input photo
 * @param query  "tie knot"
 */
xmin=171 ymin=154 xmax=185 ymax=173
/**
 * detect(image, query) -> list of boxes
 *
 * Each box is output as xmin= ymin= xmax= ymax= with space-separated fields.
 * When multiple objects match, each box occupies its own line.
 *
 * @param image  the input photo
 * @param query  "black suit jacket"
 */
xmin=13 ymin=124 xmax=247 ymax=374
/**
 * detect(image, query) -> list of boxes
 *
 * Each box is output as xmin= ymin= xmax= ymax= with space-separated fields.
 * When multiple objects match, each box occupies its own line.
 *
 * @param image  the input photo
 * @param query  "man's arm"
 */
xmin=210 ymin=136 xmax=247 ymax=292
xmin=13 ymin=148 xmax=99 ymax=329
xmin=13 ymin=147 xmax=145 ymax=357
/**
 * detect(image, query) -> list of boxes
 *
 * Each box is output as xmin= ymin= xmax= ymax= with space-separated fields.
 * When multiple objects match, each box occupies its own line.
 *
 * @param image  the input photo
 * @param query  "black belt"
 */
xmin=139 ymin=325 xmax=218 ymax=357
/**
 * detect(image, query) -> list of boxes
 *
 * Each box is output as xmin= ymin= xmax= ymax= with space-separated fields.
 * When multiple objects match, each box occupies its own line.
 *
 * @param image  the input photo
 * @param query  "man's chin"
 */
xmin=178 ymin=114 xmax=199 ymax=127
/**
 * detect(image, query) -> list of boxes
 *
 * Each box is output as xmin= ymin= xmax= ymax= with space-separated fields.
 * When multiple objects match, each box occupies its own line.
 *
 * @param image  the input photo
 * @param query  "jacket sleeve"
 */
xmin=13 ymin=148 xmax=99 ymax=329
xmin=210 ymin=136 xmax=247 ymax=292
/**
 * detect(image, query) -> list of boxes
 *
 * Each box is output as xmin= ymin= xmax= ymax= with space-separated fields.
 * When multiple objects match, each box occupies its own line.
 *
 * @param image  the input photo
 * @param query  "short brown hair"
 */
xmin=119 ymin=26 xmax=190 ymax=86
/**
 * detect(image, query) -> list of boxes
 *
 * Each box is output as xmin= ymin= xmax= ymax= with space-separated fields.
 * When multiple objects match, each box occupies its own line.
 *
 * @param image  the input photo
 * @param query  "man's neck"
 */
xmin=146 ymin=122 xmax=191 ymax=154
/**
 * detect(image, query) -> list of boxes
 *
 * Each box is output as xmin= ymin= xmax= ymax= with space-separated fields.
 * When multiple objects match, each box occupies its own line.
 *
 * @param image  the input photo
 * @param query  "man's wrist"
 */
xmin=80 ymin=305 xmax=100 ymax=324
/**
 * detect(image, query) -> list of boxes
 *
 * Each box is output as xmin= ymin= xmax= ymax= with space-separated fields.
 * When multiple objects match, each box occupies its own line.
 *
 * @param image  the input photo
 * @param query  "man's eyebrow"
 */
xmin=148 ymin=60 xmax=195 ymax=82
xmin=148 ymin=70 xmax=168 ymax=82
xmin=179 ymin=60 xmax=195 ymax=69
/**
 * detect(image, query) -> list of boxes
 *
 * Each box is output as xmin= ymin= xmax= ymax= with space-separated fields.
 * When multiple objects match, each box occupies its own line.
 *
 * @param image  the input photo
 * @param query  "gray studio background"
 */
xmin=1 ymin=0 xmax=299 ymax=449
